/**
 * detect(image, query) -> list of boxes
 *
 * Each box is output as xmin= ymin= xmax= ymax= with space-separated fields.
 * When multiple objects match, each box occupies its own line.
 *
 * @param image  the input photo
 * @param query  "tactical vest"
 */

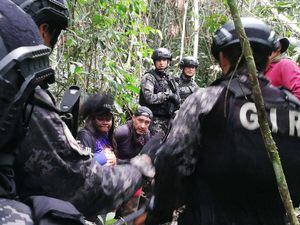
xmin=176 ymin=75 xmax=198 ymax=103
xmin=191 ymin=75 xmax=300 ymax=225
xmin=139 ymin=70 xmax=173 ymax=117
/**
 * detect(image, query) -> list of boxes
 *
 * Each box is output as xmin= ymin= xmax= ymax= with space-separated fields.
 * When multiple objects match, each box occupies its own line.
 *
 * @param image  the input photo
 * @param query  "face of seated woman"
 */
xmin=94 ymin=113 xmax=113 ymax=134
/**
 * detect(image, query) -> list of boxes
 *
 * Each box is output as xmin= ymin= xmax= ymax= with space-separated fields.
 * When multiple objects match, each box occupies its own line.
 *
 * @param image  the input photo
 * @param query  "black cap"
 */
xmin=134 ymin=106 xmax=153 ymax=119
xmin=80 ymin=92 xmax=114 ymax=119
xmin=278 ymin=37 xmax=289 ymax=53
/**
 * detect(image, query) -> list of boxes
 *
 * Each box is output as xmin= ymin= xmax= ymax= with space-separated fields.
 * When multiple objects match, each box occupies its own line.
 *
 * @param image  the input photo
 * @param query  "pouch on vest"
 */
xmin=25 ymin=195 xmax=86 ymax=225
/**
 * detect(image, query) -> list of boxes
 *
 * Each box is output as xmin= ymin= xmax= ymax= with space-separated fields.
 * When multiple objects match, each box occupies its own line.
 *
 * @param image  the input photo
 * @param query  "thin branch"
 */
xmin=180 ymin=0 xmax=188 ymax=60
xmin=193 ymin=0 xmax=199 ymax=57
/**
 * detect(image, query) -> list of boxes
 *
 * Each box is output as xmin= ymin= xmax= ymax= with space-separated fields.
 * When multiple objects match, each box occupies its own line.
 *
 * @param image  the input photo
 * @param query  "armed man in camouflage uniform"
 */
xmin=139 ymin=48 xmax=180 ymax=136
xmin=176 ymin=56 xmax=201 ymax=104
xmin=0 ymin=1 xmax=154 ymax=224
xmin=146 ymin=17 xmax=300 ymax=225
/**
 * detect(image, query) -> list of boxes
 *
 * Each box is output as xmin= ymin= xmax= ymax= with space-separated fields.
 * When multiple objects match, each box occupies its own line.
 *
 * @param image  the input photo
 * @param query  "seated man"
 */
xmin=115 ymin=106 xmax=153 ymax=225
xmin=115 ymin=106 xmax=152 ymax=160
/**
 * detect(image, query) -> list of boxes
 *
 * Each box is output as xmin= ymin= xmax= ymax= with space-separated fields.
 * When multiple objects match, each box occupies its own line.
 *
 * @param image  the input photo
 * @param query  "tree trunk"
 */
xmin=180 ymin=0 xmax=188 ymax=60
xmin=193 ymin=0 xmax=199 ymax=58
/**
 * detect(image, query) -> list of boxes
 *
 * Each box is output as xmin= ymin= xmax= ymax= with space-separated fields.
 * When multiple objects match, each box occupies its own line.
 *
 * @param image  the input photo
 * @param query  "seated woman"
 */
xmin=77 ymin=92 xmax=117 ymax=167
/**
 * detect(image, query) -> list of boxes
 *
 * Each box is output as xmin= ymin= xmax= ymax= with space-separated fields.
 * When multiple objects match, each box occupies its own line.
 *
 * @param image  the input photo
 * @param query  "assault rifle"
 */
xmin=60 ymin=85 xmax=81 ymax=137
xmin=166 ymin=75 xmax=181 ymax=117
xmin=32 ymin=85 xmax=81 ymax=138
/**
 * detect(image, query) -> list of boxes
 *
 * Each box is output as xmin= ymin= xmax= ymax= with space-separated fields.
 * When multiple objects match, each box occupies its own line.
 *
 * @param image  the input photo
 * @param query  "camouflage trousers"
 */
xmin=116 ymin=195 xmax=140 ymax=225
xmin=150 ymin=117 xmax=170 ymax=137
xmin=0 ymin=198 xmax=34 ymax=225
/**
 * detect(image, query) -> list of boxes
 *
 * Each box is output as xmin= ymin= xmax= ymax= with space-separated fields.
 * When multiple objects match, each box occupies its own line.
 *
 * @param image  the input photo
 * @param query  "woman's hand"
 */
xmin=104 ymin=148 xmax=117 ymax=166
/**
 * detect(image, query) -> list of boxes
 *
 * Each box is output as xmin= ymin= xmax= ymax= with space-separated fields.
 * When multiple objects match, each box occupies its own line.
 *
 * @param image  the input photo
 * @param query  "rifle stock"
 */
xmin=60 ymin=86 xmax=81 ymax=137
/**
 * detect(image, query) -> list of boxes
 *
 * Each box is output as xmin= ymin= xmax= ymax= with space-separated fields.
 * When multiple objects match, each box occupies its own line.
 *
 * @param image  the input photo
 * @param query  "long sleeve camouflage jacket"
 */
xmin=140 ymin=69 xmax=172 ymax=105
xmin=14 ymin=88 xmax=143 ymax=217
xmin=176 ymin=74 xmax=201 ymax=103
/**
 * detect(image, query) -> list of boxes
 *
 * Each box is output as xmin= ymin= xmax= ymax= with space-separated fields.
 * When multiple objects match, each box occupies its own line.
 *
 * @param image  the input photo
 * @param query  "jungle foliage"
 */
xmin=51 ymin=0 xmax=300 ymax=122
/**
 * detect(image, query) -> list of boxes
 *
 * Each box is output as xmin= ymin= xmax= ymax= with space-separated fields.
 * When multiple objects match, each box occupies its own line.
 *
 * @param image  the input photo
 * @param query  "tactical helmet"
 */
xmin=13 ymin=0 xmax=69 ymax=29
xmin=180 ymin=56 xmax=199 ymax=69
xmin=211 ymin=17 xmax=277 ymax=60
xmin=0 ymin=0 xmax=54 ymax=150
xmin=151 ymin=47 xmax=172 ymax=61
xmin=12 ymin=0 xmax=69 ymax=47
xmin=278 ymin=37 xmax=289 ymax=53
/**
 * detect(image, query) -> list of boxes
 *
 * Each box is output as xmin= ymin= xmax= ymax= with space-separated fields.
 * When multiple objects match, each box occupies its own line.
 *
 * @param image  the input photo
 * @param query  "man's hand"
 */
xmin=169 ymin=93 xmax=180 ymax=105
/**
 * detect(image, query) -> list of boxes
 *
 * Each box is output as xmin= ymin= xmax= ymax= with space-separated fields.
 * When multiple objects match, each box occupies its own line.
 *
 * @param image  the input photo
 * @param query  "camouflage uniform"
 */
xmin=140 ymin=69 xmax=176 ymax=136
xmin=14 ymin=88 xmax=146 ymax=218
xmin=147 ymin=68 xmax=300 ymax=225
xmin=0 ymin=1 xmax=152 ymax=224
xmin=0 ymin=199 xmax=34 ymax=225
xmin=176 ymin=74 xmax=201 ymax=104
xmin=151 ymin=117 xmax=170 ymax=136
xmin=147 ymin=17 xmax=300 ymax=225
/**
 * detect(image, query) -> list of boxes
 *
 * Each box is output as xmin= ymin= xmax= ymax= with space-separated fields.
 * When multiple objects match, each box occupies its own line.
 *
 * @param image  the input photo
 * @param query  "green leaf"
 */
xmin=74 ymin=66 xmax=83 ymax=74
xmin=92 ymin=14 xmax=103 ymax=26
xmin=125 ymin=84 xmax=140 ymax=94
xmin=114 ymin=101 xmax=123 ymax=114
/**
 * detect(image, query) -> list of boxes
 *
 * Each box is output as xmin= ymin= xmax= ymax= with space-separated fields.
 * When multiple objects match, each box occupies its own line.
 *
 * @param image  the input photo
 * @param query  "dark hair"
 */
xmin=221 ymin=42 xmax=272 ymax=72
xmin=80 ymin=92 xmax=114 ymax=120
xmin=45 ymin=22 xmax=63 ymax=48
xmin=80 ymin=92 xmax=117 ymax=153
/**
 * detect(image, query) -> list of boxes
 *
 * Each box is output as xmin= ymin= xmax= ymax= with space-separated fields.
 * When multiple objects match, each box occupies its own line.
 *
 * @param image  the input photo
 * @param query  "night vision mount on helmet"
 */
xmin=180 ymin=56 xmax=199 ymax=69
xmin=151 ymin=47 xmax=172 ymax=61
xmin=211 ymin=17 xmax=277 ymax=60
xmin=0 ymin=43 xmax=54 ymax=150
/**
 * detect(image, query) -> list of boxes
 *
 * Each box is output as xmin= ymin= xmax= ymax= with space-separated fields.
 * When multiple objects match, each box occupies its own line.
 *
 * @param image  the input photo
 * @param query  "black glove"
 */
xmin=169 ymin=93 xmax=180 ymax=105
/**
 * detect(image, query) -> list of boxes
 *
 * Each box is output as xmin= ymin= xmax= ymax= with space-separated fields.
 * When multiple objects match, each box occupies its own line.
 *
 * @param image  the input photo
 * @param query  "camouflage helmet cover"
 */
xmin=151 ymin=47 xmax=172 ymax=61
xmin=180 ymin=56 xmax=199 ymax=68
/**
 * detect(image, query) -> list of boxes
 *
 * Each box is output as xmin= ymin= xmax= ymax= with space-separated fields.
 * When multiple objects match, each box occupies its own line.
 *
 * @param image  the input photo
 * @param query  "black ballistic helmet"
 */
xmin=12 ymin=0 xmax=69 ymax=47
xmin=211 ymin=17 xmax=277 ymax=60
xmin=278 ymin=37 xmax=289 ymax=53
xmin=151 ymin=47 xmax=172 ymax=61
xmin=0 ymin=0 xmax=54 ymax=150
xmin=180 ymin=56 xmax=199 ymax=69
xmin=13 ymin=0 xmax=69 ymax=29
